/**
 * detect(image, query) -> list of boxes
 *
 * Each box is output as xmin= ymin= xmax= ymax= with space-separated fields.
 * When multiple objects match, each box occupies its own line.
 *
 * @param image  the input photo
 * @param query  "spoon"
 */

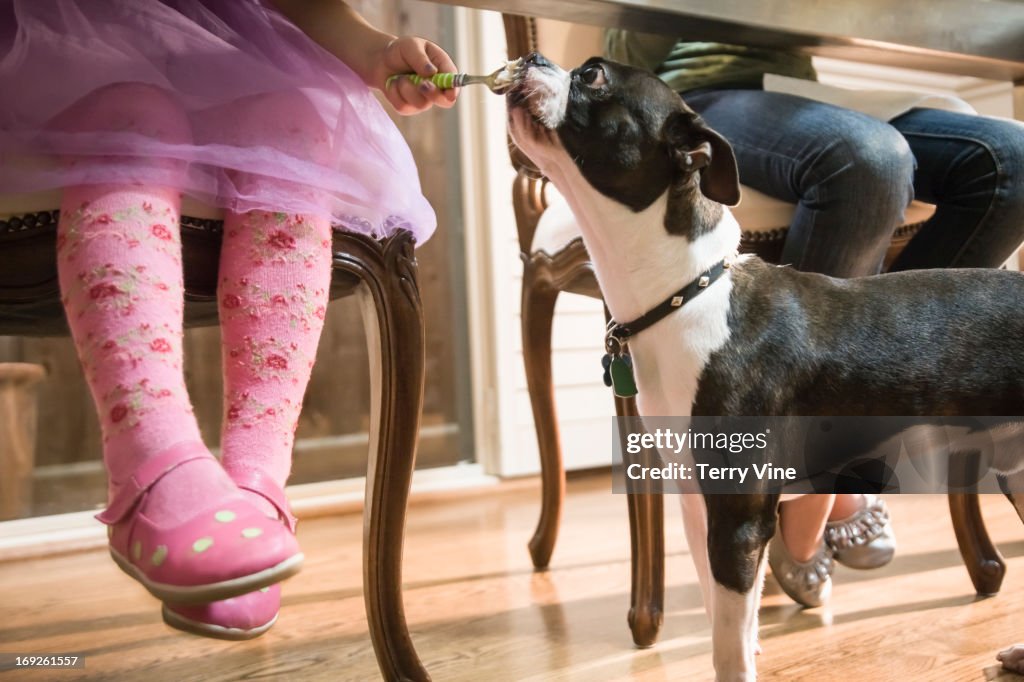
xmin=386 ymin=59 xmax=523 ymax=93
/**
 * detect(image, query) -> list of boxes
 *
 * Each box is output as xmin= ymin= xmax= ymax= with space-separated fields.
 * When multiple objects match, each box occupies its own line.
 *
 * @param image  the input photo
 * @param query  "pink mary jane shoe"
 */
xmin=162 ymin=584 xmax=281 ymax=640
xmin=162 ymin=469 xmax=298 ymax=640
xmin=97 ymin=444 xmax=304 ymax=605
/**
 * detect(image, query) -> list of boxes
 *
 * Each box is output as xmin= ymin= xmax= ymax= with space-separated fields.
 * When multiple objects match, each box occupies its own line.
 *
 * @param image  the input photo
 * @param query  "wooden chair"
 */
xmin=502 ymin=14 xmax=1009 ymax=648
xmin=0 ymin=192 xmax=430 ymax=681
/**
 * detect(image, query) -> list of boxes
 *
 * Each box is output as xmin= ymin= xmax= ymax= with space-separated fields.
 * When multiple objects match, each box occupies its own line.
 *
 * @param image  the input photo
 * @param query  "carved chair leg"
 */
xmin=521 ymin=265 xmax=564 ymax=569
xmin=949 ymin=493 xmax=1005 ymax=596
xmin=617 ymin=393 xmax=665 ymax=648
xmin=0 ymin=363 xmax=46 ymax=521
xmin=340 ymin=231 xmax=429 ymax=682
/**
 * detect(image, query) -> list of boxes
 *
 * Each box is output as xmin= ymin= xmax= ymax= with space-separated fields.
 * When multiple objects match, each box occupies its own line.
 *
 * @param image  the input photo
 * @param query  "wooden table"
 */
xmin=434 ymin=0 xmax=1024 ymax=114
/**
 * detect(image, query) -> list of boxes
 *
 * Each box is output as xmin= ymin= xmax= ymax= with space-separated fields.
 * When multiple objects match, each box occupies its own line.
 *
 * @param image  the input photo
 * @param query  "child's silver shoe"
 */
xmin=768 ymin=531 xmax=834 ymax=608
xmin=824 ymin=494 xmax=896 ymax=570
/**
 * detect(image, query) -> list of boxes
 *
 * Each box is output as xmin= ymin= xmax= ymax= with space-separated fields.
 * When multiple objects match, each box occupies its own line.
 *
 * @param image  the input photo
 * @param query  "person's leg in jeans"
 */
xmin=683 ymin=89 xmax=913 ymax=604
xmin=888 ymin=107 xmax=1024 ymax=270
xmin=684 ymin=89 xmax=915 ymax=277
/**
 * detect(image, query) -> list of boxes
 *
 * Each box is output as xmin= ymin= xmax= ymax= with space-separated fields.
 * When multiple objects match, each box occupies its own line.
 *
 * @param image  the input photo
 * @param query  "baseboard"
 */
xmin=24 ymin=422 xmax=466 ymax=518
xmin=0 ymin=463 xmax=499 ymax=563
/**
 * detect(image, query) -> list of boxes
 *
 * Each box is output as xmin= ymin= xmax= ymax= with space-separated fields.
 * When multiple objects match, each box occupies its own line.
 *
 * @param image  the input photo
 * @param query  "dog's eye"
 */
xmin=580 ymin=64 xmax=606 ymax=88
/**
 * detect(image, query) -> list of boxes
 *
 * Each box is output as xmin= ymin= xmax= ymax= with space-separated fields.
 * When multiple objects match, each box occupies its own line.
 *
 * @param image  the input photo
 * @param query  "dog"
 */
xmin=505 ymin=52 xmax=1024 ymax=680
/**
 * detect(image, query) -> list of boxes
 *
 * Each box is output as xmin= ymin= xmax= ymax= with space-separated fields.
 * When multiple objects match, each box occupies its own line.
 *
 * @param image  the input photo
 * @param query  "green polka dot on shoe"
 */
xmin=151 ymin=545 xmax=168 ymax=567
xmin=131 ymin=541 xmax=142 ymax=561
xmin=192 ymin=537 xmax=214 ymax=553
xmin=214 ymin=510 xmax=236 ymax=523
xmin=241 ymin=527 xmax=263 ymax=539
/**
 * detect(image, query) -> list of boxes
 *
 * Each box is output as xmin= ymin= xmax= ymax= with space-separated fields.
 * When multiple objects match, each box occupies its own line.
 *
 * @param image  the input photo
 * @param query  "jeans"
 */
xmin=684 ymin=89 xmax=1024 ymax=277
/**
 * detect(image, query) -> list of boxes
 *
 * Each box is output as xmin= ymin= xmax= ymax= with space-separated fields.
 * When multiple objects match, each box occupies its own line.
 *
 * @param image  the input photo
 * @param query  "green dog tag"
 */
xmin=610 ymin=355 xmax=638 ymax=397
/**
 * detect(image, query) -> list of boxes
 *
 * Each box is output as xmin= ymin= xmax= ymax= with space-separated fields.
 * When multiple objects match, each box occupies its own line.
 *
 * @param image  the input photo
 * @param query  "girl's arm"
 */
xmin=268 ymin=0 xmax=458 ymax=114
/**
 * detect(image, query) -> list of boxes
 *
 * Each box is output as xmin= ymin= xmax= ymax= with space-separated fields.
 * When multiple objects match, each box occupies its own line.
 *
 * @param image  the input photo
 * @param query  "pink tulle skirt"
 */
xmin=0 ymin=0 xmax=436 ymax=242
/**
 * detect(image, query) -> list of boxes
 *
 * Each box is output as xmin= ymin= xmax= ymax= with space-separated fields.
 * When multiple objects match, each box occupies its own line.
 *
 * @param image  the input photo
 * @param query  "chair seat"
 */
xmin=531 ymin=184 xmax=936 ymax=257
xmin=0 ymin=191 xmax=367 ymax=336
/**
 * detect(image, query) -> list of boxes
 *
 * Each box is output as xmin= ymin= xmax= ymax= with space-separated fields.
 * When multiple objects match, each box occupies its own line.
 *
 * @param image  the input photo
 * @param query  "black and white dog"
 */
xmin=506 ymin=53 xmax=1024 ymax=680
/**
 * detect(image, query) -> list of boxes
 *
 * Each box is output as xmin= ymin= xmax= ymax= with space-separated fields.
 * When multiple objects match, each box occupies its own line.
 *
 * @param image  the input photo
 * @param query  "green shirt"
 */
xmin=605 ymin=30 xmax=817 ymax=93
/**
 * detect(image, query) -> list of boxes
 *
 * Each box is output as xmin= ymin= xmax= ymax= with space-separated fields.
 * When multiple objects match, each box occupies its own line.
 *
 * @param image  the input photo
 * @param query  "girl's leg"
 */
xmin=59 ymin=183 xmax=241 ymax=524
xmin=209 ymin=90 xmax=334 ymax=508
xmin=829 ymin=493 xmax=864 ymax=522
xmin=778 ymin=495 xmax=867 ymax=563
xmin=217 ymin=207 xmax=332 ymax=500
xmin=161 ymin=92 xmax=332 ymax=638
xmin=778 ymin=494 xmax=835 ymax=562
xmin=768 ymin=494 xmax=836 ymax=608
xmin=162 ymin=205 xmax=330 ymax=637
xmin=55 ymin=84 xmax=240 ymax=524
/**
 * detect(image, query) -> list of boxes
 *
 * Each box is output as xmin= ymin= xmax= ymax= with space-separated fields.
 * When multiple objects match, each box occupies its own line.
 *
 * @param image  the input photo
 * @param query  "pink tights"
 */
xmin=55 ymin=83 xmax=332 ymax=526
xmin=59 ymin=187 xmax=331 ymax=524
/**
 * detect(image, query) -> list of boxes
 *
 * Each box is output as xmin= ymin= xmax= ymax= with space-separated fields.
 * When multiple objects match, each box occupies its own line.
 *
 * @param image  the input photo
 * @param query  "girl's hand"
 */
xmin=266 ymin=2 xmax=457 ymax=115
xmin=372 ymin=36 xmax=459 ymax=115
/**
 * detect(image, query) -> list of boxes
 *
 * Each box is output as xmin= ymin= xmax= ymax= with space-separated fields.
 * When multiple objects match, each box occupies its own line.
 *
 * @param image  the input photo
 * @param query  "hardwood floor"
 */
xmin=3 ymin=473 xmax=1024 ymax=681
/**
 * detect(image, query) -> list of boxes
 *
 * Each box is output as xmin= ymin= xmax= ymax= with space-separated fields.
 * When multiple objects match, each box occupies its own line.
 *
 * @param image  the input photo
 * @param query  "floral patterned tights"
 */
xmin=218 ymin=206 xmax=332 ymax=490
xmin=58 ymin=184 xmax=331 ymax=524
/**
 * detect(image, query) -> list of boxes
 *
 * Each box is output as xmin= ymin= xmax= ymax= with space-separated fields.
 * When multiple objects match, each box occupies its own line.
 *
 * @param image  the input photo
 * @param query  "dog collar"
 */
xmin=601 ymin=257 xmax=732 ymax=398
xmin=605 ymin=257 xmax=732 ymax=354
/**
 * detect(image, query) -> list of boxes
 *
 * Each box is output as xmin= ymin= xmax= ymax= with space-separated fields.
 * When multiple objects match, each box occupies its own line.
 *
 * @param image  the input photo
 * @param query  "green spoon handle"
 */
xmin=385 ymin=72 xmax=464 ymax=90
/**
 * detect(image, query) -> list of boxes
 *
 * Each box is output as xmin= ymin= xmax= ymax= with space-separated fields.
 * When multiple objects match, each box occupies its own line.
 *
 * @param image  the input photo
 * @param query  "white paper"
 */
xmin=763 ymin=73 xmax=977 ymax=122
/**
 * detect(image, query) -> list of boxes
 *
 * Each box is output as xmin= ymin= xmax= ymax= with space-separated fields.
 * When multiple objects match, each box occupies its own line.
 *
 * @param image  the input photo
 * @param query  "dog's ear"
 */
xmin=663 ymin=110 xmax=741 ymax=207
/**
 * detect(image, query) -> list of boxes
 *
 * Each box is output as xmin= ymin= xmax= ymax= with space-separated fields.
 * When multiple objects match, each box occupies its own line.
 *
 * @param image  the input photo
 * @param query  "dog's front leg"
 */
xmin=680 ymin=492 xmax=762 ymax=674
xmin=996 ymin=469 xmax=1024 ymax=673
xmin=679 ymin=493 xmax=713 ymax=624
xmin=705 ymin=494 xmax=778 ymax=682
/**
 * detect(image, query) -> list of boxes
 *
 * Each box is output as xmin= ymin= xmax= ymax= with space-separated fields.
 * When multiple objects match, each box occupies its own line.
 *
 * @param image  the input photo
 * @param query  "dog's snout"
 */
xmin=523 ymin=52 xmax=552 ymax=68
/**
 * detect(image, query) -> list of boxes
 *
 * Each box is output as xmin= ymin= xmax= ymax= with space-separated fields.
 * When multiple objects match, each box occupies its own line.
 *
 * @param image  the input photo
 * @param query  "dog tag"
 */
xmin=610 ymin=354 xmax=638 ymax=398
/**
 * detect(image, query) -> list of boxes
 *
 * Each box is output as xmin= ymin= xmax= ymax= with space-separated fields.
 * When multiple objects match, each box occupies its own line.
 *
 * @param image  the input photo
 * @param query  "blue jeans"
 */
xmin=684 ymin=89 xmax=1024 ymax=276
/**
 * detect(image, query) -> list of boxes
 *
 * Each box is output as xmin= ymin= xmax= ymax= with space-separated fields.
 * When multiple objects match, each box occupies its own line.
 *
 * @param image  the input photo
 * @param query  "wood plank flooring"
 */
xmin=3 ymin=473 xmax=1024 ymax=681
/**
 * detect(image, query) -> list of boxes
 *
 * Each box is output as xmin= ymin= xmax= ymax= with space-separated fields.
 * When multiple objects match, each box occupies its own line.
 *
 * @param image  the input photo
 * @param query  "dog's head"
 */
xmin=507 ymin=53 xmax=740 ymax=234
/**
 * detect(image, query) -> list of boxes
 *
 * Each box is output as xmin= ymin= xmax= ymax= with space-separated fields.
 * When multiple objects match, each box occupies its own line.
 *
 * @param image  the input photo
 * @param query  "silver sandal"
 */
xmin=768 ymin=530 xmax=834 ymax=608
xmin=824 ymin=494 xmax=896 ymax=570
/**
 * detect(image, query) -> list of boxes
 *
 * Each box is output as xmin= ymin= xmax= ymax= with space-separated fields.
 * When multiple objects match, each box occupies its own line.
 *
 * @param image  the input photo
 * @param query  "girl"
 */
xmin=0 ymin=0 xmax=457 ymax=639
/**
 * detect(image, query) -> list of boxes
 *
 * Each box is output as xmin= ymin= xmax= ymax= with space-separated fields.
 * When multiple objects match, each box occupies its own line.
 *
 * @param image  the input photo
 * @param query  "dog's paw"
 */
xmin=997 ymin=644 xmax=1024 ymax=673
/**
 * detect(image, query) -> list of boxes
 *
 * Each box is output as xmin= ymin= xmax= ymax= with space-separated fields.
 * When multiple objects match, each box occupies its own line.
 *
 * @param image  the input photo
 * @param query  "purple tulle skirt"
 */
xmin=0 ymin=0 xmax=436 ymax=242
